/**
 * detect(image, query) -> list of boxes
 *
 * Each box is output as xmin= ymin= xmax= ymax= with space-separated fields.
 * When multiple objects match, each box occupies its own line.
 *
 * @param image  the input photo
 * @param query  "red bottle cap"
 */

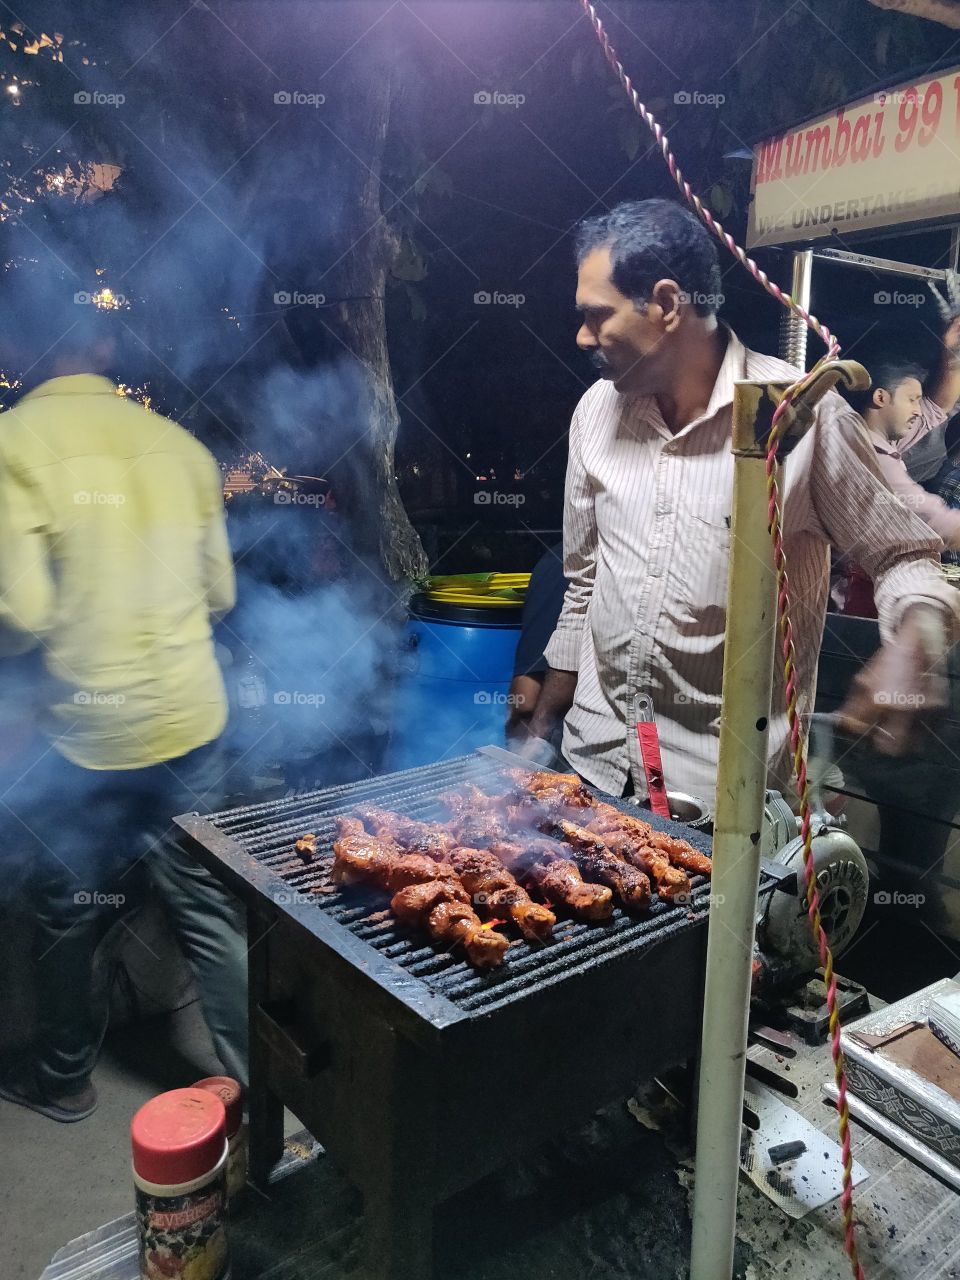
xmin=191 ymin=1076 xmax=243 ymax=1138
xmin=131 ymin=1088 xmax=226 ymax=1186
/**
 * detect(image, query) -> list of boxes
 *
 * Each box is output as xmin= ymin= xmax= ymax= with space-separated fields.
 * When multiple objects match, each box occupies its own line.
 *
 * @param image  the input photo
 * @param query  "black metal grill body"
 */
xmin=175 ymin=747 xmax=745 ymax=1280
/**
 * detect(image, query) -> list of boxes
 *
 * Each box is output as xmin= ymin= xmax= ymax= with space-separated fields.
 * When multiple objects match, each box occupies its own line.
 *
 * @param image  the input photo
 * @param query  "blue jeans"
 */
xmin=6 ymin=739 xmax=248 ymax=1095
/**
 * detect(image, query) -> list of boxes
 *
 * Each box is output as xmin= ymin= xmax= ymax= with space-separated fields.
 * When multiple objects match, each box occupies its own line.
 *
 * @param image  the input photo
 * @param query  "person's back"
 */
xmin=0 ymin=374 xmax=234 ymax=768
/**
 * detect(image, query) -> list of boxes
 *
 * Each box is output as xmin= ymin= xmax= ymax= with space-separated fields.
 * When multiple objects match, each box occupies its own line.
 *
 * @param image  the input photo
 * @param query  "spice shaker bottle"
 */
xmin=191 ymin=1076 xmax=247 ymax=1205
xmin=131 ymin=1087 xmax=230 ymax=1280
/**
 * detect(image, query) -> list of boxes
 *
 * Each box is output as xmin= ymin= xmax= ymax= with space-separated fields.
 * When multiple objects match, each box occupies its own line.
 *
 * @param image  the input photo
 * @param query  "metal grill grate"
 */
xmin=193 ymin=749 xmax=726 ymax=1015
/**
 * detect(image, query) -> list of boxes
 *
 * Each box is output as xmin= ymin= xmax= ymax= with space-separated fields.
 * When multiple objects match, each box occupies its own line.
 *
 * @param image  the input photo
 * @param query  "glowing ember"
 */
xmin=479 ymin=918 xmax=507 ymax=930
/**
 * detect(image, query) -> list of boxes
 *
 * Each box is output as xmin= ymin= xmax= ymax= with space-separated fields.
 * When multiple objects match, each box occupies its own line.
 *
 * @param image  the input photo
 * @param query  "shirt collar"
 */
xmin=703 ymin=323 xmax=747 ymax=421
xmin=649 ymin=324 xmax=746 ymax=440
xmin=870 ymin=431 xmax=899 ymax=457
xmin=19 ymin=374 xmax=118 ymax=402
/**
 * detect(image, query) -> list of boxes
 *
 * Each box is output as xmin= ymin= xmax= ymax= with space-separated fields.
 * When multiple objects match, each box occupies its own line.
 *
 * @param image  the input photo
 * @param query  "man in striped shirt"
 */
xmin=525 ymin=200 xmax=959 ymax=810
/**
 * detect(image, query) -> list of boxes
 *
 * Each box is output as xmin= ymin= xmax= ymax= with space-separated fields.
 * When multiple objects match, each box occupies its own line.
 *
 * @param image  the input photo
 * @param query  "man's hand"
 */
xmin=527 ymin=667 xmax=577 ymax=744
xmin=944 ymin=314 xmax=960 ymax=363
xmin=836 ymin=605 xmax=949 ymax=754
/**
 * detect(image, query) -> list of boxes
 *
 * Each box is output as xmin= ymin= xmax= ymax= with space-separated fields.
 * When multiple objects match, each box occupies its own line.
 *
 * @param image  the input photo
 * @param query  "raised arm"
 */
xmin=807 ymin=397 xmax=960 ymax=751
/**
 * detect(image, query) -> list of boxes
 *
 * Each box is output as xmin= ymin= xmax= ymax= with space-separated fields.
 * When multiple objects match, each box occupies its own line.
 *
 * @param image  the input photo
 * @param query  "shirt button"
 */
xmin=649 ymin=565 xmax=663 ymax=577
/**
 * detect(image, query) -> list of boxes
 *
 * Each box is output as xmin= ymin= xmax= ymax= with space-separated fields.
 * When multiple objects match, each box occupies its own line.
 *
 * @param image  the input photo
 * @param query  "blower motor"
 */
xmin=757 ymin=788 xmax=870 ymax=971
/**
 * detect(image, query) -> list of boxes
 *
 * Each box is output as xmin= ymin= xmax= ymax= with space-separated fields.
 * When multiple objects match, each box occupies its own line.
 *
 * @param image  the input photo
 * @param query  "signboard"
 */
xmin=746 ymin=65 xmax=960 ymax=249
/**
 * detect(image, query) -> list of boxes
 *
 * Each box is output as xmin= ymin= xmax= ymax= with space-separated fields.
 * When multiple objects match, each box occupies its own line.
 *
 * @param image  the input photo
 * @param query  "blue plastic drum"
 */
xmin=386 ymin=596 xmax=522 ymax=771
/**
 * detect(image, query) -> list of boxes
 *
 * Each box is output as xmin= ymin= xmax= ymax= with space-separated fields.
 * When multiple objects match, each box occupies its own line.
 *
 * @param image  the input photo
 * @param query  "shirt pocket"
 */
xmin=678 ymin=511 xmax=732 ymax=621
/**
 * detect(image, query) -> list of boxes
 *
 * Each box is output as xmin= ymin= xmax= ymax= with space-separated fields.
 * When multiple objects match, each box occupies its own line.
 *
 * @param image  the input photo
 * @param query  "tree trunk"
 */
xmin=328 ymin=35 xmax=428 ymax=582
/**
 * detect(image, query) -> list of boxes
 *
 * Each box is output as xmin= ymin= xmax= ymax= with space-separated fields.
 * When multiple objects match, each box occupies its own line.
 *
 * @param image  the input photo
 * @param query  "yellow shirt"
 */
xmin=0 ymin=374 xmax=235 ymax=770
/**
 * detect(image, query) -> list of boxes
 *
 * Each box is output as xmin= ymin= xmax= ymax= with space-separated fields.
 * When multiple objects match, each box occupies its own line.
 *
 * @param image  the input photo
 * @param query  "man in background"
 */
xmin=899 ymin=273 xmax=960 ymax=484
xmin=0 ymin=285 xmax=247 ymax=1121
xmin=844 ymin=356 xmax=960 ymax=547
xmin=505 ymin=542 xmax=566 ymax=747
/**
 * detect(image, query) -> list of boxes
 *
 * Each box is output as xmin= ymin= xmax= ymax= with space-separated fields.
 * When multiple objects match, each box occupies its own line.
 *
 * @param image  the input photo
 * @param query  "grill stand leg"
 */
xmin=247 ymin=906 xmax=285 ymax=1187
xmin=358 ymin=1020 xmax=437 ymax=1280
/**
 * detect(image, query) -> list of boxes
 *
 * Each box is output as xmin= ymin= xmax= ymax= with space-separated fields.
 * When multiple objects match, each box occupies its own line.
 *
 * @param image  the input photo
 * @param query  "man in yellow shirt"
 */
xmin=0 ymin=320 xmax=246 ymax=1121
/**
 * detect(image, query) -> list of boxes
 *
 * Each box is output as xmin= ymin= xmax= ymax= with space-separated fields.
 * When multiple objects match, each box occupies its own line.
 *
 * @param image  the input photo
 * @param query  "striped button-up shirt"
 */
xmin=544 ymin=327 xmax=960 ymax=809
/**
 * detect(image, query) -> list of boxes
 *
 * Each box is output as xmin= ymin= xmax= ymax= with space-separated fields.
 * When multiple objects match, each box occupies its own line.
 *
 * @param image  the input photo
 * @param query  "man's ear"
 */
xmin=650 ymin=278 xmax=684 ymax=330
xmin=872 ymin=387 xmax=890 ymax=410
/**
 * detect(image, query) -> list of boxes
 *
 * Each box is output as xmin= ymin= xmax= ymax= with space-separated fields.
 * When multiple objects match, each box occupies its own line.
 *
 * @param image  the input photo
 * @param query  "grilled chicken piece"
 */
xmin=547 ymin=819 xmax=652 ymax=912
xmin=587 ymin=821 xmax=690 ymax=900
xmin=332 ymin=817 xmax=396 ymax=884
xmin=646 ymin=830 xmax=713 ymax=878
xmin=447 ymin=845 xmax=556 ymax=941
xmin=490 ymin=839 xmax=614 ymax=921
xmin=390 ymin=879 xmax=509 ymax=969
xmin=505 ymin=768 xmax=595 ymax=810
xmin=357 ymin=807 xmax=456 ymax=860
xmin=294 ymin=832 xmax=318 ymax=862
xmin=588 ymin=804 xmax=703 ymax=891
xmin=334 ymin=818 xmax=510 ymax=967
xmin=332 ymin=819 xmax=448 ymax=891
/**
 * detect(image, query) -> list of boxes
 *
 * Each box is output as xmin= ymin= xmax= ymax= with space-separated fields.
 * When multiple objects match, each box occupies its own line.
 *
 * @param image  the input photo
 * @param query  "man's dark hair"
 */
xmin=575 ymin=198 xmax=723 ymax=317
xmin=844 ymin=354 xmax=926 ymax=415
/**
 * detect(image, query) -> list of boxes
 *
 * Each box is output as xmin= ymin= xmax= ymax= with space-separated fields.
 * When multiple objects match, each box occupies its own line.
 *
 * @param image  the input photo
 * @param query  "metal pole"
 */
xmin=778 ymin=249 xmax=812 ymax=368
xmin=689 ymin=381 xmax=778 ymax=1280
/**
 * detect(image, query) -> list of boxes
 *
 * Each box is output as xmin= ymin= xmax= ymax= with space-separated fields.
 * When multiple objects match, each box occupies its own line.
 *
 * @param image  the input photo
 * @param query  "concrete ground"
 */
xmin=2 ymin=1000 xmax=223 ymax=1280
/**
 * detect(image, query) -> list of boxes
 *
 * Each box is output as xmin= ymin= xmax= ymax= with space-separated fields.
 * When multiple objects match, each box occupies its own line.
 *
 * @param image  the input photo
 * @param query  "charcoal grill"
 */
xmin=175 ymin=746 xmax=774 ymax=1280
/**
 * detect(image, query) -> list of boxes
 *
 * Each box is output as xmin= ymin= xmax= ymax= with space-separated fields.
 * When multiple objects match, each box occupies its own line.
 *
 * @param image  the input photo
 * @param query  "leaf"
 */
xmin=391 ymin=235 xmax=427 ymax=282
xmin=617 ymin=112 xmax=642 ymax=162
xmin=710 ymin=183 xmax=733 ymax=217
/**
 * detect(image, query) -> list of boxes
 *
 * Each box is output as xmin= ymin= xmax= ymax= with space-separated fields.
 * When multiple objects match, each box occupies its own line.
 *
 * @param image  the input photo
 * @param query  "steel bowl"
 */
xmin=667 ymin=790 xmax=713 ymax=831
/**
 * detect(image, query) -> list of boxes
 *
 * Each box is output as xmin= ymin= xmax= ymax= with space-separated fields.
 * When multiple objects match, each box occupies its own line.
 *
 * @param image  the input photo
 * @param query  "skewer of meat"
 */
xmin=585 ymin=812 xmax=691 ymax=900
xmin=545 ymin=818 xmax=652 ymax=912
xmin=389 ymin=880 xmax=509 ymax=970
xmin=332 ymin=817 xmax=509 ymax=967
xmin=589 ymin=801 xmax=712 ymax=878
xmin=489 ymin=838 xmax=614 ymax=921
xmin=504 ymin=768 xmax=710 ymax=884
xmin=356 ymin=807 xmax=456 ymax=860
xmin=446 ymin=845 xmax=556 ymax=941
